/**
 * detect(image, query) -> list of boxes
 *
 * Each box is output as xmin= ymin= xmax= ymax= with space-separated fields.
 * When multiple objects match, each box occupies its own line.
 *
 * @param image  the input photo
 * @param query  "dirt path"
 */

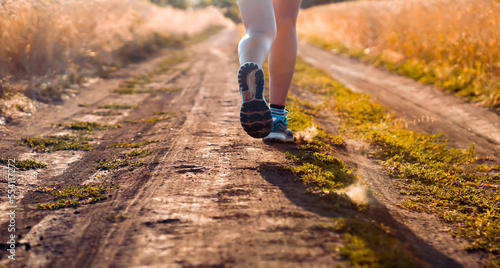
xmin=0 ymin=27 xmax=496 ymax=268
xmin=0 ymin=27 xmax=347 ymax=268
xmin=299 ymin=41 xmax=500 ymax=157
xmin=298 ymin=42 xmax=500 ymax=267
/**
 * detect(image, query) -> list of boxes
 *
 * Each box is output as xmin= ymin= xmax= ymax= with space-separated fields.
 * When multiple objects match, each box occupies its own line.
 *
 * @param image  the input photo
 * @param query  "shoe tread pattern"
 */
xmin=238 ymin=63 xmax=272 ymax=138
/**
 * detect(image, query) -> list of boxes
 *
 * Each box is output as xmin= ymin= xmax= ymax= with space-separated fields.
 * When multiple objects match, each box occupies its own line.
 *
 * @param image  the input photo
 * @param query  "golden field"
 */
xmin=0 ymin=0 xmax=229 ymax=96
xmin=298 ymin=0 xmax=500 ymax=108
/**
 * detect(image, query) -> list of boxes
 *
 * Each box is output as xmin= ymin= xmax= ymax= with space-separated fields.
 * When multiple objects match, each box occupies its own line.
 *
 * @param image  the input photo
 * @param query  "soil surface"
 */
xmin=299 ymin=41 xmax=500 ymax=157
xmin=0 ymin=26 xmax=498 ymax=268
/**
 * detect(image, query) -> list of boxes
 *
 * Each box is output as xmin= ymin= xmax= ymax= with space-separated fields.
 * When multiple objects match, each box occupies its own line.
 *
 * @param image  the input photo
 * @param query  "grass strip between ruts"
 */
xmin=266 ymin=59 xmax=417 ymax=266
xmin=290 ymin=56 xmax=500 ymax=265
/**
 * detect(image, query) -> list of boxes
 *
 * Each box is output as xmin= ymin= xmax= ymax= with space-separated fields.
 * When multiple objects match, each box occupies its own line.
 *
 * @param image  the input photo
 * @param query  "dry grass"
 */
xmin=0 ymin=0 xmax=229 ymax=98
xmin=298 ymin=0 xmax=500 ymax=107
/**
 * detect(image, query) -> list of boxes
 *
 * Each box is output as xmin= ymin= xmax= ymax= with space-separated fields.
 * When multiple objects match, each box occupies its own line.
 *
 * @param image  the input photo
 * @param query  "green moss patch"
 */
xmin=106 ymin=140 xmax=159 ymax=148
xmin=93 ymin=111 xmax=123 ymax=116
xmin=285 ymin=124 xmax=355 ymax=193
xmin=98 ymin=104 xmax=137 ymax=109
xmin=141 ymin=116 xmax=170 ymax=123
xmin=286 ymin=150 xmax=356 ymax=193
xmin=329 ymin=218 xmax=415 ymax=267
xmin=107 ymin=213 xmax=129 ymax=222
xmin=35 ymin=184 xmax=119 ymax=210
xmin=96 ymin=149 xmax=153 ymax=169
xmin=273 ymin=74 xmax=354 ymax=193
xmin=55 ymin=121 xmax=121 ymax=131
xmin=19 ymin=135 xmax=93 ymax=152
xmin=0 ymin=156 xmax=47 ymax=169
xmin=294 ymin=56 xmax=500 ymax=257
xmin=282 ymin=85 xmax=415 ymax=267
xmin=124 ymin=116 xmax=171 ymax=124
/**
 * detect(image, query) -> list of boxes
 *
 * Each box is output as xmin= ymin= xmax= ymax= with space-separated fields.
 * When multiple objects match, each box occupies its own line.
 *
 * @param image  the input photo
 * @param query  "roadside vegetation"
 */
xmin=0 ymin=0 xmax=229 ymax=107
xmin=96 ymin=149 xmax=154 ymax=169
xmin=0 ymin=156 xmax=47 ymax=169
xmin=19 ymin=135 xmax=93 ymax=152
xmin=112 ymin=51 xmax=187 ymax=95
xmin=36 ymin=184 xmax=119 ymax=210
xmin=107 ymin=213 xmax=129 ymax=222
xmin=98 ymin=104 xmax=137 ymax=110
xmin=107 ymin=140 xmax=160 ymax=148
xmin=298 ymin=0 xmax=500 ymax=109
xmin=139 ymin=116 xmax=171 ymax=123
xmin=151 ymin=0 xmax=242 ymax=23
xmin=23 ymin=29 xmax=197 ymax=212
xmin=259 ymin=60 xmax=416 ymax=266
xmin=285 ymin=101 xmax=415 ymax=266
xmin=92 ymin=111 xmax=123 ymax=117
xmin=54 ymin=121 xmax=121 ymax=131
xmin=285 ymin=103 xmax=355 ymax=195
xmin=289 ymin=56 xmax=500 ymax=265
xmin=283 ymin=94 xmax=416 ymax=267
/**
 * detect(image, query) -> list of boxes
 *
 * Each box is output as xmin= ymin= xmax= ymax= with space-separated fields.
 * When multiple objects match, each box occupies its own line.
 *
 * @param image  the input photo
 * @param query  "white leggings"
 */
xmin=237 ymin=0 xmax=302 ymax=106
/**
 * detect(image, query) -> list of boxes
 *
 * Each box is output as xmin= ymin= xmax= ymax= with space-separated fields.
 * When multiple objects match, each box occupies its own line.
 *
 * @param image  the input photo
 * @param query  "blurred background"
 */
xmin=1 ymin=0 xmax=499 ymax=112
xmin=0 ymin=0 xmax=337 ymax=103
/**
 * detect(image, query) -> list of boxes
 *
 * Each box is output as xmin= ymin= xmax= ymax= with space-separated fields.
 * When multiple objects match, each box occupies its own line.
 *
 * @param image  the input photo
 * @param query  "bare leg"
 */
xmin=236 ymin=0 xmax=276 ymax=138
xmin=237 ymin=0 xmax=276 ymax=67
xmin=269 ymin=0 xmax=302 ymax=106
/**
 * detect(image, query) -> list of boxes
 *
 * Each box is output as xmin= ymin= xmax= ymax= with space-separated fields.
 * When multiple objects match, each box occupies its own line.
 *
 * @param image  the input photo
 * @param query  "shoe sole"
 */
xmin=263 ymin=132 xmax=294 ymax=143
xmin=238 ymin=62 xmax=272 ymax=138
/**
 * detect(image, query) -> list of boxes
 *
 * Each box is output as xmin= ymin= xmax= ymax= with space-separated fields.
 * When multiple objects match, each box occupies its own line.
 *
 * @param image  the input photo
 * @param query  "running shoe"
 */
xmin=263 ymin=110 xmax=294 ymax=143
xmin=238 ymin=62 xmax=272 ymax=138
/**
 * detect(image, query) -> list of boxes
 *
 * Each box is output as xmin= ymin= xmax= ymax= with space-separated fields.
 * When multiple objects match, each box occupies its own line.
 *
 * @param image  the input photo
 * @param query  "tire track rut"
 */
xmin=1 ymin=27 xmax=344 ymax=268
xmin=1 ymin=26 xmax=496 ymax=268
xmin=299 ymin=41 xmax=500 ymax=157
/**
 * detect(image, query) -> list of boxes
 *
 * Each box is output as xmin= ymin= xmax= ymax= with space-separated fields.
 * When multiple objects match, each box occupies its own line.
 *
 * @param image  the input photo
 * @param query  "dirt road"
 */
xmin=0 ymin=26 xmax=347 ymax=268
xmin=0 ymin=27 xmax=498 ymax=267
xmin=299 ymin=41 xmax=500 ymax=157
xmin=298 ymin=41 xmax=500 ymax=267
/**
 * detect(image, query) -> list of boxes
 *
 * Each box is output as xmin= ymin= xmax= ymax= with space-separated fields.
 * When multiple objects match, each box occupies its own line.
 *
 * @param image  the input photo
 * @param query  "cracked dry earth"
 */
xmin=1 ymin=26 xmax=500 ymax=268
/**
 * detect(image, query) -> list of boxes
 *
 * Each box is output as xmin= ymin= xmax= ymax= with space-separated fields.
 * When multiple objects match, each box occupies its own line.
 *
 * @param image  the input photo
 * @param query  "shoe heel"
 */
xmin=238 ymin=62 xmax=272 ymax=138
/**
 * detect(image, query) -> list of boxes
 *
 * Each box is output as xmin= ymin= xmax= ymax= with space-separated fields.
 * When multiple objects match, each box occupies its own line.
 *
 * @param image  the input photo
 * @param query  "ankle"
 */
xmin=270 ymin=104 xmax=285 ymax=110
xmin=270 ymin=104 xmax=285 ymax=117
xmin=270 ymin=107 xmax=285 ymax=116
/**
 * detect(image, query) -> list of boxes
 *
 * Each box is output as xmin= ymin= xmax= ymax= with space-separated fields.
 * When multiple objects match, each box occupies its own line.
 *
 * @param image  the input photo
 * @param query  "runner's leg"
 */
xmin=268 ymin=0 xmax=302 ymax=106
xmin=237 ymin=0 xmax=276 ymax=67
xmin=236 ymin=0 xmax=276 ymax=138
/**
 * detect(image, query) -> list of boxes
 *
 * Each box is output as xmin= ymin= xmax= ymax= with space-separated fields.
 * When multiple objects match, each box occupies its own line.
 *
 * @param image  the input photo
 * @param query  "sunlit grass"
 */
xmin=281 ymin=68 xmax=416 ymax=267
xmin=36 ymin=184 xmax=119 ymax=210
xmin=19 ymin=135 xmax=93 ymax=152
xmin=96 ymin=149 xmax=153 ymax=169
xmin=293 ymin=56 xmax=500 ymax=264
xmin=0 ymin=156 xmax=47 ymax=169
xmin=54 ymin=121 xmax=121 ymax=131
xmin=0 ymin=0 xmax=229 ymax=99
xmin=107 ymin=140 xmax=160 ymax=148
xmin=298 ymin=0 xmax=500 ymax=108
xmin=98 ymin=104 xmax=137 ymax=110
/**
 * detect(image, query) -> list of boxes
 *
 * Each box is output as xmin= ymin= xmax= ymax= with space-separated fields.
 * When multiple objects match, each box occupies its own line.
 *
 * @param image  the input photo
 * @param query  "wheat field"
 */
xmin=0 ymin=0 xmax=229 ymax=94
xmin=298 ymin=0 xmax=500 ymax=107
